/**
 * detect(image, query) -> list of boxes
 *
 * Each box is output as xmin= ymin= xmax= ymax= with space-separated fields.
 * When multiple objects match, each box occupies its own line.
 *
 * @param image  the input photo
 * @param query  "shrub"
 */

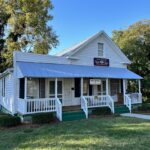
xmin=91 ymin=107 xmax=111 ymax=115
xmin=0 ymin=115 xmax=21 ymax=127
xmin=32 ymin=112 xmax=55 ymax=124
xmin=137 ymin=103 xmax=150 ymax=112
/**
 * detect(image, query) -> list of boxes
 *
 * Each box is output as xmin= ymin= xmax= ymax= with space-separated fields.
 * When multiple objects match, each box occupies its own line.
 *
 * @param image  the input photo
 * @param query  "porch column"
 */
xmin=81 ymin=78 xmax=83 ymax=97
xmin=55 ymin=78 xmax=58 ymax=98
xmin=106 ymin=78 xmax=109 ymax=95
xmin=123 ymin=79 xmax=126 ymax=104
xmin=138 ymin=80 xmax=141 ymax=94
xmin=24 ymin=77 xmax=27 ymax=114
xmin=24 ymin=77 xmax=27 ymax=99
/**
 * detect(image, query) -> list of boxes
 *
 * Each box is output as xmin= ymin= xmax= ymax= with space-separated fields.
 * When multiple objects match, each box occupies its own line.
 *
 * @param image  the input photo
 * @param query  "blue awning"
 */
xmin=16 ymin=61 xmax=142 ymax=79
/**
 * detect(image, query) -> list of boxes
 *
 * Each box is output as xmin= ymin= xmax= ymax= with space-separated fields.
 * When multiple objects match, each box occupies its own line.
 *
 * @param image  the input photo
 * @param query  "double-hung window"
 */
xmin=98 ymin=43 xmax=104 ymax=57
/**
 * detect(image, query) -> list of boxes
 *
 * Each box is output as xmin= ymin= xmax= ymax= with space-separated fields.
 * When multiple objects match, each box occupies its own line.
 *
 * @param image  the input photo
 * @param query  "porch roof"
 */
xmin=16 ymin=61 xmax=142 ymax=79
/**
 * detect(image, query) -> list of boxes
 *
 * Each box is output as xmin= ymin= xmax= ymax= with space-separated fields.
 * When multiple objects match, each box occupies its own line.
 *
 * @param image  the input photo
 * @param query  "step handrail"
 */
xmin=107 ymin=95 xmax=115 ymax=114
xmin=81 ymin=96 xmax=88 ymax=119
xmin=125 ymin=94 xmax=131 ymax=113
xmin=56 ymin=98 xmax=62 ymax=121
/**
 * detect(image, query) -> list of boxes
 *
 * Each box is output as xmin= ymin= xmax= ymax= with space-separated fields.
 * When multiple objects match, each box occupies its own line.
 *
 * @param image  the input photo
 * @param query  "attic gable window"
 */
xmin=98 ymin=43 xmax=104 ymax=57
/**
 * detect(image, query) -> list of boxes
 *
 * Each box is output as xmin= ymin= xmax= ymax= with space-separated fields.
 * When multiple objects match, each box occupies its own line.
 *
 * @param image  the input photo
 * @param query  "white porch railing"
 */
xmin=18 ymin=98 xmax=56 ymax=114
xmin=81 ymin=96 xmax=88 ymax=118
xmin=81 ymin=95 xmax=115 ymax=115
xmin=56 ymin=98 xmax=62 ymax=121
xmin=124 ymin=94 xmax=132 ymax=113
xmin=127 ymin=93 xmax=142 ymax=104
xmin=17 ymin=98 xmax=62 ymax=121
xmin=84 ymin=95 xmax=108 ymax=108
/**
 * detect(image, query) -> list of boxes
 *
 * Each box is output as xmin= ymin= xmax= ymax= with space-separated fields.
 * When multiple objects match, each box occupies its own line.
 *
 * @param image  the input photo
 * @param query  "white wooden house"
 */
xmin=0 ymin=31 xmax=142 ymax=121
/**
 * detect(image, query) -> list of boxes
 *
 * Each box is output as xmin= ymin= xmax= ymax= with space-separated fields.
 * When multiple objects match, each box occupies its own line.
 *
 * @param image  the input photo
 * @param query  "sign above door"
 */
xmin=90 ymin=79 xmax=101 ymax=85
xmin=94 ymin=58 xmax=109 ymax=66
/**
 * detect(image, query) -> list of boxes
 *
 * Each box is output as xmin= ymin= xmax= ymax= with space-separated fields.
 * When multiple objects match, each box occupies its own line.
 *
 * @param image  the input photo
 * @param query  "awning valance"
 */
xmin=16 ymin=61 xmax=142 ymax=79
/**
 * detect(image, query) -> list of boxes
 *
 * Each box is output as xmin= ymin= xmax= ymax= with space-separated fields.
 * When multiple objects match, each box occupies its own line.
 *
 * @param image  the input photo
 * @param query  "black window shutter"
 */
xmin=19 ymin=78 xmax=25 ymax=99
xmin=89 ymin=84 xmax=93 ymax=96
xmin=39 ymin=78 xmax=45 ymax=98
xmin=121 ymin=79 xmax=123 ymax=93
xmin=74 ymin=78 xmax=81 ymax=97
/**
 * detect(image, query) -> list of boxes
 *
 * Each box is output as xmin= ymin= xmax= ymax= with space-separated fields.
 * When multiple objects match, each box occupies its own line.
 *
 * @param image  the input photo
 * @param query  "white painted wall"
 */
xmin=0 ymin=73 xmax=14 ymax=113
xmin=71 ymin=35 xmax=127 ymax=68
xmin=63 ymin=78 xmax=80 ymax=106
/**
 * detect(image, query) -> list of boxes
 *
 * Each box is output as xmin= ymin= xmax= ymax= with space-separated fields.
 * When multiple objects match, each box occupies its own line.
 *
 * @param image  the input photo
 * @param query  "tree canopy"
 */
xmin=112 ymin=20 xmax=150 ymax=101
xmin=0 ymin=0 xmax=58 ymax=72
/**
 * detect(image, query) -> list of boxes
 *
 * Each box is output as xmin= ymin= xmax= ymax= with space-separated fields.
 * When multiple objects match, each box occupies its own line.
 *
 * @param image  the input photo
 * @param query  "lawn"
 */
xmin=0 ymin=117 xmax=150 ymax=150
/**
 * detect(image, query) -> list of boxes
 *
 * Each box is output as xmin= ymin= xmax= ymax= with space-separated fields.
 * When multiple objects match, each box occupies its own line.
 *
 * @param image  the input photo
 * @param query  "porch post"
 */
xmin=55 ymin=78 xmax=58 ymax=98
xmin=24 ymin=77 xmax=27 ymax=99
xmin=123 ymin=79 xmax=126 ymax=104
xmin=106 ymin=78 xmax=109 ymax=95
xmin=24 ymin=77 xmax=27 ymax=114
xmin=138 ymin=80 xmax=141 ymax=94
xmin=81 ymin=78 xmax=83 ymax=97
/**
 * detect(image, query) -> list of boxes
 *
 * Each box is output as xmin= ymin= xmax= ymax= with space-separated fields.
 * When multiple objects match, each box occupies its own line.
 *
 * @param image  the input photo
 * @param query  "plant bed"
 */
xmin=32 ymin=112 xmax=55 ymax=124
xmin=90 ymin=107 xmax=112 ymax=116
xmin=133 ymin=103 xmax=150 ymax=114
xmin=0 ymin=113 xmax=21 ymax=128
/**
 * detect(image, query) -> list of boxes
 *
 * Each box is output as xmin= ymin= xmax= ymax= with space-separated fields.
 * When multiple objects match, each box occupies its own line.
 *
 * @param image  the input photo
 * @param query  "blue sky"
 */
xmin=50 ymin=0 xmax=150 ymax=55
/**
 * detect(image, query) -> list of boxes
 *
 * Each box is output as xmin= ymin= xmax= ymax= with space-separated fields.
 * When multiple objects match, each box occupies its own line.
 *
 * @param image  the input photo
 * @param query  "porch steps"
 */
xmin=115 ymin=105 xmax=130 ymax=114
xmin=62 ymin=110 xmax=86 ymax=121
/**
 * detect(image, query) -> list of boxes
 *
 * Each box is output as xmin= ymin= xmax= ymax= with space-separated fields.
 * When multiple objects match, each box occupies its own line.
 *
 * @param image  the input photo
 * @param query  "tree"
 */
xmin=0 ymin=0 xmax=10 ymax=72
xmin=0 ymin=0 xmax=58 ymax=71
xmin=112 ymin=20 xmax=150 ymax=102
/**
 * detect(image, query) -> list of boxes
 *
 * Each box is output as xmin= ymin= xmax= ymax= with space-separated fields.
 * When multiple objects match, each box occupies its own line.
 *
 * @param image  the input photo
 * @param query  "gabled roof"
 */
xmin=55 ymin=31 xmax=131 ymax=64
xmin=16 ymin=61 xmax=142 ymax=79
xmin=55 ymin=31 xmax=102 ymax=57
xmin=0 ymin=68 xmax=13 ymax=79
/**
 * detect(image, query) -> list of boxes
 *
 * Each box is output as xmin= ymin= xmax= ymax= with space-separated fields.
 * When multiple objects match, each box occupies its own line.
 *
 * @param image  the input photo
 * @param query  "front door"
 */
xmin=93 ymin=80 xmax=106 ymax=96
xmin=110 ymin=79 xmax=121 ymax=102
xmin=48 ymin=80 xmax=63 ymax=102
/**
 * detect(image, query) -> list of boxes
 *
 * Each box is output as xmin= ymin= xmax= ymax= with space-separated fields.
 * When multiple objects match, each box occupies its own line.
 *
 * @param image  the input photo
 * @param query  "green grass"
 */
xmin=0 ymin=117 xmax=150 ymax=150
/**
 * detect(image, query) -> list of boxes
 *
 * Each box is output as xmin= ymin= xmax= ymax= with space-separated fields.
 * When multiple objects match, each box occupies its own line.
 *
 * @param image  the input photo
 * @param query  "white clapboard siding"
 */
xmin=0 ymin=73 xmax=14 ymax=113
xmin=72 ymin=35 xmax=127 ymax=68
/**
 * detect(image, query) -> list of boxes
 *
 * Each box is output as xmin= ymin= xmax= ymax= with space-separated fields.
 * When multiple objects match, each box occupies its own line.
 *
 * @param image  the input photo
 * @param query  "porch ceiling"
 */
xmin=16 ymin=61 xmax=142 ymax=79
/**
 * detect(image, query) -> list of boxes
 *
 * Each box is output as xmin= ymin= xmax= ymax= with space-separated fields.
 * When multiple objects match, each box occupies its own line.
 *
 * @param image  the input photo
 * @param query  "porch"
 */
xmin=17 ymin=77 xmax=142 ymax=121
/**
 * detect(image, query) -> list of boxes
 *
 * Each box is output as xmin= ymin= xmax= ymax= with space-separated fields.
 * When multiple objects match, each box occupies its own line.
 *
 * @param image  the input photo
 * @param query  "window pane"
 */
xmin=102 ymin=81 xmax=106 ymax=94
xmin=98 ymin=43 xmax=103 ymax=49
xmin=49 ymin=81 xmax=55 ymax=95
xmin=98 ymin=43 xmax=103 ymax=57
xmin=83 ymin=79 xmax=88 ymax=95
xmin=27 ymin=78 xmax=38 ymax=98
xmin=57 ymin=81 xmax=62 ymax=94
